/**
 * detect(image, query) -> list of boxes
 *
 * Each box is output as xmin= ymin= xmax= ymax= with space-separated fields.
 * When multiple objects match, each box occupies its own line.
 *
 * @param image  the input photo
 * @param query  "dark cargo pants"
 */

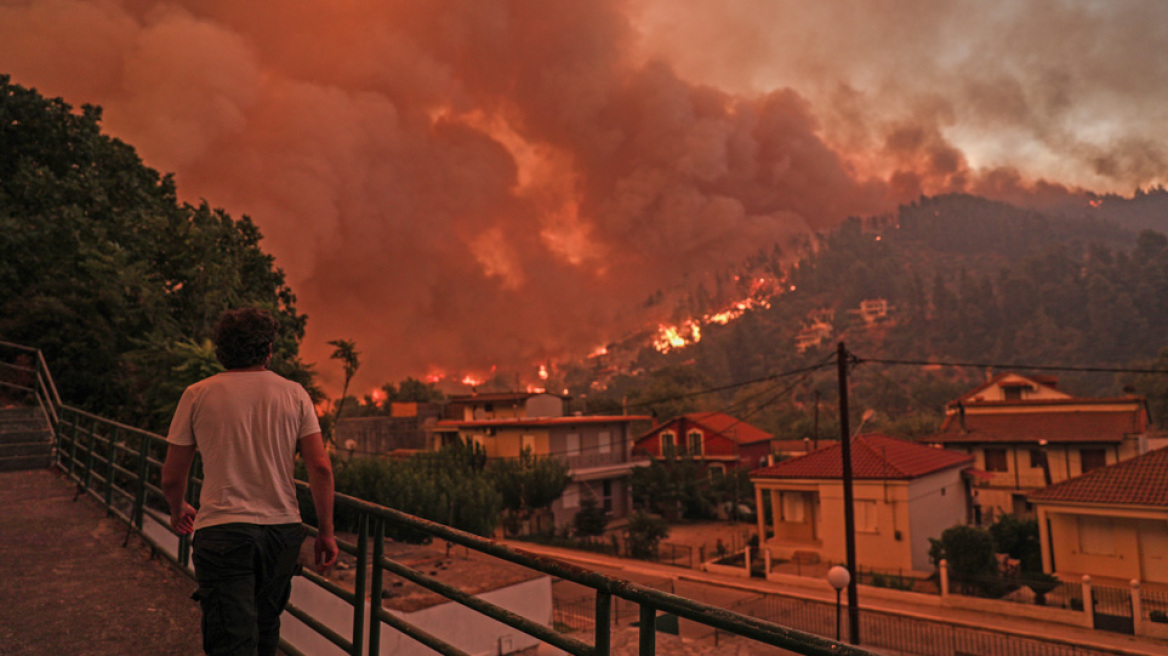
xmin=191 ymin=523 xmax=304 ymax=656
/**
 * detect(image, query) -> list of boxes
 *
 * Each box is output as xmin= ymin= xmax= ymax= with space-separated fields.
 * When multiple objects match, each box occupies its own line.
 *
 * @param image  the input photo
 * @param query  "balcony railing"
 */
xmin=0 ymin=341 xmax=876 ymax=656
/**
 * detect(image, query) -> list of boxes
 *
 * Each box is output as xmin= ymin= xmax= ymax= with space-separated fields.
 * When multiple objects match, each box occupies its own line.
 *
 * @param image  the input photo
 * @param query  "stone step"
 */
xmin=0 ymin=406 xmax=43 ymax=420
xmin=0 ymin=440 xmax=51 ymax=456
xmin=0 ymin=429 xmax=53 ymax=445
xmin=0 ymin=453 xmax=52 ymax=472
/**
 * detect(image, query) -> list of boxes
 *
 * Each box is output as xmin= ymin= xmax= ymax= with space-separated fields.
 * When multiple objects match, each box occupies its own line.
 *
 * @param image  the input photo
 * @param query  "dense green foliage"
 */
xmin=624 ymin=511 xmax=669 ymax=559
xmin=0 ymin=76 xmax=316 ymax=427
xmin=987 ymin=514 xmax=1042 ymax=573
xmin=630 ymin=454 xmax=754 ymax=521
xmin=929 ymin=524 xmax=998 ymax=579
xmin=579 ymin=192 xmax=1168 ymax=438
xmin=322 ymin=442 xmax=501 ymax=541
xmin=488 ymin=448 xmax=571 ymax=533
xmin=573 ymin=495 xmax=609 ymax=538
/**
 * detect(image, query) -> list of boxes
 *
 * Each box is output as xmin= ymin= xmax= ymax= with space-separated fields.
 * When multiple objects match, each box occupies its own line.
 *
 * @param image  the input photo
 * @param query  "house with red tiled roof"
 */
xmin=926 ymin=372 xmax=1150 ymax=520
xmin=633 ymin=412 xmax=773 ymax=474
xmin=751 ymin=434 xmax=973 ymax=574
xmin=1029 ymin=447 xmax=1168 ymax=585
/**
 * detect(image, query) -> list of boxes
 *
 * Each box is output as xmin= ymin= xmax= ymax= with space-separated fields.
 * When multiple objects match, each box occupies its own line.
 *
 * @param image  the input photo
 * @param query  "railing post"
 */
xmin=594 ymin=591 xmax=611 ymax=656
xmin=638 ymin=604 xmax=656 ymax=655
xmin=105 ymin=426 xmax=119 ymax=514
xmin=369 ymin=518 xmax=384 ymax=655
xmin=352 ymin=513 xmax=368 ymax=656
xmin=1131 ymin=579 xmax=1143 ymax=635
xmin=1082 ymin=575 xmax=1094 ymax=628
xmin=940 ymin=559 xmax=950 ymax=597
xmin=83 ymin=415 xmax=98 ymax=491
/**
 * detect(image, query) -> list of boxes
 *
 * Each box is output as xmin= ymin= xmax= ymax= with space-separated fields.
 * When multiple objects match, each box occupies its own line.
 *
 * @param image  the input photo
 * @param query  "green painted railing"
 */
xmin=0 ymin=341 xmax=875 ymax=656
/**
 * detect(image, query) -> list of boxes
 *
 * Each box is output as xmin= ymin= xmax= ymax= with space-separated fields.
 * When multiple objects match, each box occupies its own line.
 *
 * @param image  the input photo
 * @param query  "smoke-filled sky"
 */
xmin=2 ymin=0 xmax=1165 ymax=394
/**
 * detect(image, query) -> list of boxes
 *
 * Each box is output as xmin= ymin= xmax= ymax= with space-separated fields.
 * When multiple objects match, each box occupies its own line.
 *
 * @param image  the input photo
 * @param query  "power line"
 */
xmin=854 ymin=356 xmax=1168 ymax=376
xmin=622 ymin=353 xmax=837 ymax=411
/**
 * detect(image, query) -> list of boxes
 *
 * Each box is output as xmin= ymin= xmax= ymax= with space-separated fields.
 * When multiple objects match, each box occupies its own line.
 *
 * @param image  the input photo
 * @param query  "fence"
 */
xmin=556 ymin=578 xmax=1130 ymax=656
xmin=1 ymin=340 xmax=878 ymax=656
xmin=1141 ymin=586 xmax=1168 ymax=622
xmin=948 ymin=571 xmax=1082 ymax=610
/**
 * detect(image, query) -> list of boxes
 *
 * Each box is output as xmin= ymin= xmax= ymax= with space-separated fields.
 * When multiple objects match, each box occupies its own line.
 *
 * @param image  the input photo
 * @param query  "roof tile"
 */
xmin=751 ymin=434 xmax=972 ymax=480
xmin=1028 ymin=447 xmax=1168 ymax=507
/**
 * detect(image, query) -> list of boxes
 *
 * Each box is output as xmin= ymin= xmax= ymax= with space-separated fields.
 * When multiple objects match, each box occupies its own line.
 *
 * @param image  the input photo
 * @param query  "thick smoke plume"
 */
xmin=1 ymin=1 xmax=1161 ymax=392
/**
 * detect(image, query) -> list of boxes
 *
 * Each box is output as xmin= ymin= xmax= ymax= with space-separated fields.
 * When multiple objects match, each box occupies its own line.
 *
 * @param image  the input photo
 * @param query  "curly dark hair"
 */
xmin=214 ymin=308 xmax=279 ymax=369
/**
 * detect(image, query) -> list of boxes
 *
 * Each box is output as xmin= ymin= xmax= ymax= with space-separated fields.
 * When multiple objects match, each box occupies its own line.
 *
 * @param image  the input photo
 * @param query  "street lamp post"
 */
xmin=827 ymin=565 xmax=851 ymax=641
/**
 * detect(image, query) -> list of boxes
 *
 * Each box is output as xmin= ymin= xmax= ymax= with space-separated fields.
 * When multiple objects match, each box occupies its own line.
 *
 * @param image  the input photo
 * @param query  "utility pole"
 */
xmin=837 ymin=342 xmax=860 ymax=645
xmin=812 ymin=389 xmax=820 ymax=450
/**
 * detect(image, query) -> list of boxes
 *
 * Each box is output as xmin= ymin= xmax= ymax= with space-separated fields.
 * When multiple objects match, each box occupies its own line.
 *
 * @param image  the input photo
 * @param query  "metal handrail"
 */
xmin=1 ymin=342 xmax=876 ymax=656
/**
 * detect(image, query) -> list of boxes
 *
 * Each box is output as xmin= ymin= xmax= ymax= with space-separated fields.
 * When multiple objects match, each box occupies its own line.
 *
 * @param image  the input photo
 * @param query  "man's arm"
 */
xmin=298 ymin=432 xmax=338 ymax=573
xmin=161 ymin=444 xmax=198 ymax=535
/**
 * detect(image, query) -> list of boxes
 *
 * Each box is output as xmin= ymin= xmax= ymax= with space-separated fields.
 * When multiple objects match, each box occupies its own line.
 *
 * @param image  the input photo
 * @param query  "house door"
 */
xmin=1139 ymin=520 xmax=1168 ymax=584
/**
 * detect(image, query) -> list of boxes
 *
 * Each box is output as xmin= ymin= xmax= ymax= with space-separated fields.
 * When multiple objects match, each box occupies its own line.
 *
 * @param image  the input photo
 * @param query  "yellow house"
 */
xmin=1029 ymin=447 xmax=1168 ymax=584
xmin=433 ymin=411 xmax=651 ymax=528
xmin=751 ymin=434 xmax=973 ymax=574
xmin=928 ymin=373 xmax=1149 ymax=520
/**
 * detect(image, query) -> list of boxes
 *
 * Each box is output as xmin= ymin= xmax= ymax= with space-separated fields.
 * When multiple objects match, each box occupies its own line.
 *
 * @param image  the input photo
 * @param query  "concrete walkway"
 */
xmin=507 ymin=541 xmax=1168 ymax=656
xmin=0 ymin=468 xmax=203 ymax=655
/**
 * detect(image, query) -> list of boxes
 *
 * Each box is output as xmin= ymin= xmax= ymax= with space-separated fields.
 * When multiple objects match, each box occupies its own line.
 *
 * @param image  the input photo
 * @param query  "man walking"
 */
xmin=162 ymin=307 xmax=338 ymax=656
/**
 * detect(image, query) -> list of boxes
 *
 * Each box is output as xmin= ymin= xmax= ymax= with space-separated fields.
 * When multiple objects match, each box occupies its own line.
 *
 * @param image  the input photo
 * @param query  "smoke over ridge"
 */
xmin=1 ymin=0 xmax=1163 ymax=391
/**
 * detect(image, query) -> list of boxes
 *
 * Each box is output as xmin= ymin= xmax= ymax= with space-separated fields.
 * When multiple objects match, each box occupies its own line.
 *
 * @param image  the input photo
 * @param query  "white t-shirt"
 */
xmin=167 ymin=370 xmax=321 ymax=530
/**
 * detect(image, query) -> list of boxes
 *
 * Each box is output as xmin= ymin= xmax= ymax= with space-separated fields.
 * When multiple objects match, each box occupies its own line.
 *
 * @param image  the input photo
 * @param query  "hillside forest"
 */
xmin=4 ymin=76 xmax=1168 ymax=443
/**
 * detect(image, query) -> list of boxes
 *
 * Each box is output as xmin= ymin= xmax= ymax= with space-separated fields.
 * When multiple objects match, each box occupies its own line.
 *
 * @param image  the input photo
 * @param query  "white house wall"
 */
xmin=281 ymin=574 xmax=553 ymax=656
xmin=906 ymin=468 xmax=968 ymax=571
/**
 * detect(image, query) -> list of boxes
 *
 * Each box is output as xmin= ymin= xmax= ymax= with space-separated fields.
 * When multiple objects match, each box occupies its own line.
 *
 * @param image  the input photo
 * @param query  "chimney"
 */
xmin=958 ymin=401 xmax=967 ymax=432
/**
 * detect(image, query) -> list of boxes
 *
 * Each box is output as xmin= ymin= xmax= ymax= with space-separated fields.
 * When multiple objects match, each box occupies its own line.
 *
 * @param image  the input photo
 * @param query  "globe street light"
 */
xmin=827 ymin=565 xmax=851 ymax=641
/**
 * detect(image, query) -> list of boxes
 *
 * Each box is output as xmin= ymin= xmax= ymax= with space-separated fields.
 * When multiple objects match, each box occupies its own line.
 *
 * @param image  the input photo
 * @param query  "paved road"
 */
xmin=0 ymin=468 xmax=203 ymax=655
xmin=512 ymin=540 xmax=1168 ymax=656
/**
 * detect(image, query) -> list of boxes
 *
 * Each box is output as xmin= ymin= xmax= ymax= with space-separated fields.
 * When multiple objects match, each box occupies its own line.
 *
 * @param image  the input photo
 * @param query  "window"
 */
xmin=687 ymin=430 xmax=703 ymax=455
xmin=566 ymin=433 xmax=581 ymax=457
xmin=855 ymin=500 xmax=878 ymax=532
xmin=984 ymin=448 xmax=1008 ymax=472
xmin=563 ymin=484 xmax=580 ymax=509
xmin=598 ymin=430 xmax=611 ymax=454
xmin=1004 ymin=387 xmax=1023 ymax=401
xmin=602 ymin=479 xmax=613 ymax=513
xmin=780 ymin=492 xmax=805 ymax=523
xmin=660 ymin=432 xmax=676 ymax=453
xmin=1080 ymin=448 xmax=1106 ymax=474
xmin=1029 ymin=449 xmax=1045 ymax=469
xmin=1078 ymin=515 xmax=1115 ymax=555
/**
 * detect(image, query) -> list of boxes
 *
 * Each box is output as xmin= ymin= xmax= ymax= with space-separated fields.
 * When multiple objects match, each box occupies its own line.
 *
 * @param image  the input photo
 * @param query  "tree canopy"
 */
xmin=0 ymin=76 xmax=316 ymax=427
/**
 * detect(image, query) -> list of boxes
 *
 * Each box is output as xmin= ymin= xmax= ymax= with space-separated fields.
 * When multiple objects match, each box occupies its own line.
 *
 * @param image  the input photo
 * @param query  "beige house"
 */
xmin=433 ymin=395 xmax=650 ymax=528
xmin=1029 ymin=447 xmax=1168 ymax=584
xmin=751 ymin=434 xmax=973 ymax=574
xmin=927 ymin=373 xmax=1150 ymax=520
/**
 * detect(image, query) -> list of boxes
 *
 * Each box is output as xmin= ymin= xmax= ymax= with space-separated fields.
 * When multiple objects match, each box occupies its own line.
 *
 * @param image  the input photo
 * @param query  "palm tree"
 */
xmin=327 ymin=339 xmax=360 ymax=442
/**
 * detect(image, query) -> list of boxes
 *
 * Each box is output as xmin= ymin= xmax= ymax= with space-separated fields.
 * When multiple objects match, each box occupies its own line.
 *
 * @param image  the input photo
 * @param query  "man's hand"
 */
xmin=170 ymin=502 xmax=197 ymax=535
xmin=314 ymin=534 xmax=339 ymax=573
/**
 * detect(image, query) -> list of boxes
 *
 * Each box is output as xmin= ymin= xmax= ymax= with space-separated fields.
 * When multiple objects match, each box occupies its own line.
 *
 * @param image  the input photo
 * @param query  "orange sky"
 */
xmin=1 ymin=1 xmax=1164 ymax=394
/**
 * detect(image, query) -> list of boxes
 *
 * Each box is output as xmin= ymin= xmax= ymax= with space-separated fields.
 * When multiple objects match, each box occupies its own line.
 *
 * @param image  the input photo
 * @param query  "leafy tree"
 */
xmin=573 ymin=494 xmax=609 ymax=538
xmin=328 ymin=339 xmax=360 ymax=435
xmin=488 ymin=448 xmax=571 ymax=533
xmin=929 ymin=525 xmax=998 ymax=580
xmin=988 ymin=514 xmax=1042 ymax=573
xmin=317 ymin=442 xmax=500 ymax=542
xmin=0 ymin=76 xmax=315 ymax=427
xmin=382 ymin=376 xmax=446 ymax=405
xmin=625 ymin=512 xmax=669 ymax=559
xmin=630 ymin=455 xmax=715 ymax=520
